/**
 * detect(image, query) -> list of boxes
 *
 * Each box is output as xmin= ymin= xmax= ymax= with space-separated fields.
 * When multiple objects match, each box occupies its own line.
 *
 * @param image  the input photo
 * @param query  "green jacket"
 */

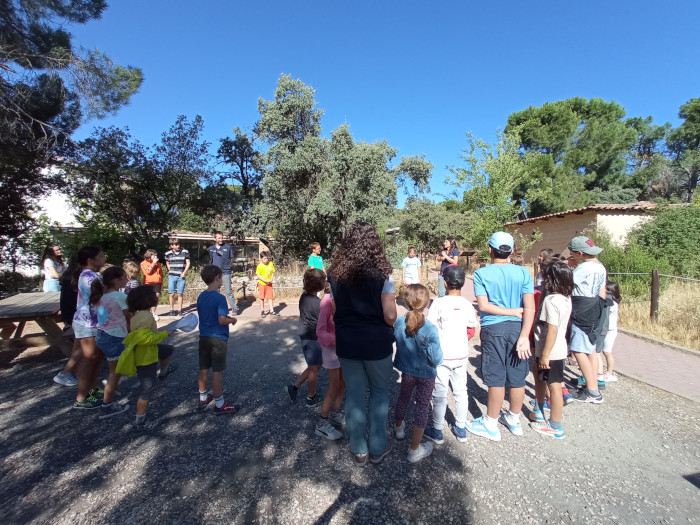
xmin=115 ymin=329 xmax=169 ymax=377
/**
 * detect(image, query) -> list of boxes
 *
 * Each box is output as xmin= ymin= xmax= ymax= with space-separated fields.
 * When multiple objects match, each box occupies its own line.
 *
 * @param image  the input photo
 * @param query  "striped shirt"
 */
xmin=165 ymin=249 xmax=190 ymax=275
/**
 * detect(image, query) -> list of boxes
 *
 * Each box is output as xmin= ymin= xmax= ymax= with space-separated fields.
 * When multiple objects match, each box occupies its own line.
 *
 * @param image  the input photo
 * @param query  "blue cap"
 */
xmin=488 ymin=231 xmax=514 ymax=251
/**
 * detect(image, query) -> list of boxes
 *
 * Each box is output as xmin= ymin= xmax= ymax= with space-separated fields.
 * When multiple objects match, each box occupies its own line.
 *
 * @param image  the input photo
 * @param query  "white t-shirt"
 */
xmin=427 ymin=295 xmax=476 ymax=361
xmin=572 ymin=261 xmax=606 ymax=298
xmin=534 ymin=293 xmax=572 ymax=360
xmin=43 ymin=258 xmax=64 ymax=280
xmin=401 ymin=256 xmax=421 ymax=282
xmin=607 ymin=302 xmax=619 ymax=332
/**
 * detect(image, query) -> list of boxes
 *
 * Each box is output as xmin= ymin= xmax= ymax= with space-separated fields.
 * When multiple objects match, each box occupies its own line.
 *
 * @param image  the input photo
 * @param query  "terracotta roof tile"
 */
xmin=505 ymin=202 xmax=658 ymax=226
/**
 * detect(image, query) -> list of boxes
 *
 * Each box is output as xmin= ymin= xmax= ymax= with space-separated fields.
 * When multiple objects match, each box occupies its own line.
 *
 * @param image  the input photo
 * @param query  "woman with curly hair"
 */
xmin=327 ymin=222 xmax=397 ymax=467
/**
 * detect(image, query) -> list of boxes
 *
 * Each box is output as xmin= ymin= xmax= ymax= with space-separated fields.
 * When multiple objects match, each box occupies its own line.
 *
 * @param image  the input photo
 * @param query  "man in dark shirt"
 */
xmin=207 ymin=231 xmax=238 ymax=315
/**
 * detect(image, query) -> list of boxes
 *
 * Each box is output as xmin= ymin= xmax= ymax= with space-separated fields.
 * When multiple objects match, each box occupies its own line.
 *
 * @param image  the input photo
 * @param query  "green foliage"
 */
xmin=666 ymin=98 xmax=700 ymax=203
xmin=449 ymin=131 xmax=526 ymax=254
xmin=631 ymin=204 xmax=700 ymax=278
xmin=384 ymin=237 xmax=413 ymax=269
xmin=398 ymin=198 xmax=474 ymax=254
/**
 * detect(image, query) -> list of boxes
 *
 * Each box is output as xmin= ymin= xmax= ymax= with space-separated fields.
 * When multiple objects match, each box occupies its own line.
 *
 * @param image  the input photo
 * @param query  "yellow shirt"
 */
xmin=256 ymin=261 xmax=275 ymax=285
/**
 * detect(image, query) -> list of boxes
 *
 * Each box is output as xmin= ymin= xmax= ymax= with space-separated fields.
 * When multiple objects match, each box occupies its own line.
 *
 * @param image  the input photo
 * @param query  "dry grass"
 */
xmin=618 ymin=279 xmax=700 ymax=350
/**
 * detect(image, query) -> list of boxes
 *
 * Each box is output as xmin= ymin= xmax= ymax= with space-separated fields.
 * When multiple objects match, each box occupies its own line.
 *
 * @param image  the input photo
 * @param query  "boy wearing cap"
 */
xmin=567 ymin=236 xmax=607 ymax=404
xmin=466 ymin=232 xmax=535 ymax=442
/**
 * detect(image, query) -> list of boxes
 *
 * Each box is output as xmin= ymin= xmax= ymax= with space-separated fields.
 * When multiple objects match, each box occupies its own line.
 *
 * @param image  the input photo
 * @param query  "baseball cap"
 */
xmin=488 ymin=232 xmax=514 ymax=251
xmin=568 ymin=236 xmax=603 ymax=256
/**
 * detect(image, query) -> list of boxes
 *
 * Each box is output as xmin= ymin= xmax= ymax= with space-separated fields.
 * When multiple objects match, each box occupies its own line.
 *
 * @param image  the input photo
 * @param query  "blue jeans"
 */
xmin=221 ymin=273 xmax=237 ymax=312
xmin=438 ymin=275 xmax=446 ymax=297
xmin=339 ymin=355 xmax=392 ymax=455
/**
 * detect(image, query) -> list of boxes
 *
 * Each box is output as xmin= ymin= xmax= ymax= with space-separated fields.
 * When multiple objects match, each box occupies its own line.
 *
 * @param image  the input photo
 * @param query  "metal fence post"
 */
xmin=650 ymin=269 xmax=660 ymax=320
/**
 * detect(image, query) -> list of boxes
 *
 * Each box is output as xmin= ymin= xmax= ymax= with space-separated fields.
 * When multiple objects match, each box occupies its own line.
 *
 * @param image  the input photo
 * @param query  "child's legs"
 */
xmin=534 ymin=371 xmax=547 ymax=404
xmin=603 ymin=352 xmax=615 ymax=374
xmin=479 ymin=322 xmax=513 ymax=418
xmin=300 ymin=340 xmax=323 ymax=396
xmin=431 ymin=364 xmax=451 ymax=430
xmin=76 ymin=334 xmax=102 ymax=401
xmin=198 ymin=369 xmax=209 ymax=392
xmin=306 ymin=365 xmax=321 ymax=397
xmin=410 ymin=376 xmax=436 ymax=450
xmin=394 ymin=373 xmax=417 ymax=425
xmin=293 ymin=368 xmax=310 ymax=389
xmin=548 ymin=382 xmax=564 ymax=423
xmin=334 ymin=370 xmax=346 ymax=411
xmin=209 ymin=339 xmax=228 ymax=397
xmin=450 ymin=364 xmax=469 ymax=427
xmin=136 ymin=363 xmax=158 ymax=415
xmin=587 ymin=353 xmax=599 ymax=381
xmin=103 ymin=360 xmax=120 ymax=404
xmin=570 ymin=324 xmax=597 ymax=388
xmin=62 ymin=336 xmax=82 ymax=374
xmin=158 ymin=343 xmax=175 ymax=370
xmin=176 ymin=293 xmax=184 ymax=311
xmin=321 ymin=367 xmax=341 ymax=418
xmin=169 ymin=292 xmax=176 ymax=310
xmin=573 ymin=351 xmax=596 ymax=387
xmin=212 ymin=371 xmax=224 ymax=398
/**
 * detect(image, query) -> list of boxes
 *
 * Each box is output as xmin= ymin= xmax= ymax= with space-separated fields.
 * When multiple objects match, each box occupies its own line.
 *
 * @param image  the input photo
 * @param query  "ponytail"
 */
xmin=403 ymin=284 xmax=430 ymax=335
xmin=89 ymin=266 xmax=125 ymax=307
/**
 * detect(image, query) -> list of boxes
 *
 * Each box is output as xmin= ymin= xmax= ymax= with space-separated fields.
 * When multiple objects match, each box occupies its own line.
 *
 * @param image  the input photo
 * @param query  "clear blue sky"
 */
xmin=70 ymin=0 xmax=700 ymax=204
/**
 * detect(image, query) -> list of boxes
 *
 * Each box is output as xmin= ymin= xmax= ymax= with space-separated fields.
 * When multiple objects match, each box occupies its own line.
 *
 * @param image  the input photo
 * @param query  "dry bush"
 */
xmin=618 ymin=279 xmax=700 ymax=350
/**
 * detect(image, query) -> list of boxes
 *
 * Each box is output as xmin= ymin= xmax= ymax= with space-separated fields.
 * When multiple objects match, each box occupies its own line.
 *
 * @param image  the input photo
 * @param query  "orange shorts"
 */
xmin=258 ymin=283 xmax=274 ymax=300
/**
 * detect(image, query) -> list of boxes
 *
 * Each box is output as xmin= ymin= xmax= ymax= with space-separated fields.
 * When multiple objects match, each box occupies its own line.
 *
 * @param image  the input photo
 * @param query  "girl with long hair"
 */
xmin=41 ymin=244 xmax=65 ymax=292
xmin=436 ymin=238 xmax=459 ymax=297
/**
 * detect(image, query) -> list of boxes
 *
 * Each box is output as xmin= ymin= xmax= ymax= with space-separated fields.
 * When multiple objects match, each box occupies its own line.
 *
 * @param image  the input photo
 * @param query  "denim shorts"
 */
xmin=569 ymin=324 xmax=596 ymax=354
xmin=480 ymin=320 xmax=530 ymax=388
xmin=96 ymin=331 xmax=126 ymax=361
xmin=168 ymin=275 xmax=186 ymax=294
xmin=73 ymin=323 xmax=97 ymax=339
xmin=301 ymin=339 xmax=323 ymax=367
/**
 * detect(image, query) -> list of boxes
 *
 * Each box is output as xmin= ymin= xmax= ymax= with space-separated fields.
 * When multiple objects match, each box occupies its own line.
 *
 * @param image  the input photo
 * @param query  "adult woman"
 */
xmin=41 ymin=245 xmax=65 ymax=292
xmin=436 ymin=238 xmax=459 ymax=297
xmin=328 ymin=222 xmax=397 ymax=467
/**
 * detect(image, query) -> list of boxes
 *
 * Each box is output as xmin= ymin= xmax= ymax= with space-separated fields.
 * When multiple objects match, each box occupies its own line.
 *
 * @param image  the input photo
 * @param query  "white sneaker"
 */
xmin=152 ymin=313 xmax=160 ymax=322
xmin=394 ymin=421 xmax=406 ymax=440
xmin=498 ymin=411 xmax=524 ymax=437
xmin=603 ymin=372 xmax=618 ymax=382
xmin=407 ymin=441 xmax=433 ymax=463
xmin=53 ymin=372 xmax=78 ymax=386
xmin=315 ymin=421 xmax=343 ymax=440
xmin=329 ymin=410 xmax=345 ymax=427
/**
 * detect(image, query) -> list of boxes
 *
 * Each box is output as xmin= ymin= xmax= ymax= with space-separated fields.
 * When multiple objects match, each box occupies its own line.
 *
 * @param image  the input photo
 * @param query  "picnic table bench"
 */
xmin=0 ymin=292 xmax=72 ymax=357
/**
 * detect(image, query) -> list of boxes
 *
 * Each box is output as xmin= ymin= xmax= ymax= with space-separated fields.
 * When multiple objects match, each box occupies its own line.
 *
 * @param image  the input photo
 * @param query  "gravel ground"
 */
xmin=1 ymin=317 xmax=699 ymax=525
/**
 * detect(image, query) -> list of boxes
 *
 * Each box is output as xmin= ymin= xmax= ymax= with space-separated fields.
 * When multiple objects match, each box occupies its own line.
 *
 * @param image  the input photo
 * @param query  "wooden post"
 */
xmin=650 ymin=269 xmax=660 ymax=320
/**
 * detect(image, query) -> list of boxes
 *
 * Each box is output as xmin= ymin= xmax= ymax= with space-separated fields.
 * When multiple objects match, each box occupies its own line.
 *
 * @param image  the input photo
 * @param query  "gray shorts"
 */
xmin=199 ymin=337 xmax=228 ymax=372
xmin=136 ymin=363 xmax=158 ymax=401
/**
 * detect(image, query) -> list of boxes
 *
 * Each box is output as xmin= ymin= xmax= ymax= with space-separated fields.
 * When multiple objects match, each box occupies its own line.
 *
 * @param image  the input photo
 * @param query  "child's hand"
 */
xmin=153 ymin=255 xmax=159 ymax=264
xmin=513 ymin=307 xmax=524 ymax=318
xmin=516 ymin=337 xmax=531 ymax=359
xmin=228 ymin=317 xmax=238 ymax=326
xmin=539 ymin=356 xmax=550 ymax=369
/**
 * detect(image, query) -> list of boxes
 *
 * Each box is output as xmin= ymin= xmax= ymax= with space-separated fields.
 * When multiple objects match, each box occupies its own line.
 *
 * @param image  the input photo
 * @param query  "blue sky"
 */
xmin=70 ymin=0 xmax=700 ymax=204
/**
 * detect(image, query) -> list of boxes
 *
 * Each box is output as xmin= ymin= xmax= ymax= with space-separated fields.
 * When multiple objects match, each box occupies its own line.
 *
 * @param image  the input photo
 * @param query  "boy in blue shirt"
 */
xmin=197 ymin=265 xmax=238 ymax=414
xmin=466 ymin=232 xmax=535 ymax=442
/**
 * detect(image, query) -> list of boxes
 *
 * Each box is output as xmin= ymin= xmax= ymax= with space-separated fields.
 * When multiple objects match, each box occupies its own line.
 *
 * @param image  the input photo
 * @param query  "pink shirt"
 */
xmin=316 ymin=294 xmax=335 ymax=348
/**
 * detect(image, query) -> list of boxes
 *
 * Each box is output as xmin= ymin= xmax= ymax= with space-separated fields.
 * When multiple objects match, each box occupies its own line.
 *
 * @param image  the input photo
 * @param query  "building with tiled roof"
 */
xmin=504 ymin=202 xmax=659 ymax=262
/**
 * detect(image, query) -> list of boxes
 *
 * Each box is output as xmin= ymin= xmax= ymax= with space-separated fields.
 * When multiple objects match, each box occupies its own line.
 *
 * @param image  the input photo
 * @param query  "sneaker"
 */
xmin=329 ymin=410 xmax=345 ymax=427
xmin=153 ymin=313 xmax=160 ymax=322
xmin=530 ymin=421 xmax=565 ymax=439
xmin=407 ymin=441 xmax=433 ymax=463
xmin=260 ymin=311 xmax=269 ymax=318
xmin=465 ymin=416 xmax=502 ymax=442
xmin=369 ymin=443 xmax=392 ymax=464
xmin=315 ymin=421 xmax=343 ymax=440
xmin=602 ymin=372 xmax=618 ymax=382
xmin=89 ymin=387 xmax=104 ymax=397
xmin=73 ymin=395 xmax=101 ymax=409
xmin=562 ymin=388 xmax=574 ymax=405
xmin=597 ymin=380 xmax=606 ymax=391
xmin=498 ymin=411 xmax=523 ymax=437
xmin=450 ymin=424 xmax=468 ymax=443
xmin=269 ymin=310 xmax=279 ymax=316
xmin=394 ymin=421 xmax=406 ymax=440
xmin=423 ymin=425 xmax=444 ymax=445
xmin=306 ymin=394 xmax=324 ymax=407
xmin=99 ymin=402 xmax=129 ymax=419
xmin=571 ymin=388 xmax=603 ymax=404
xmin=198 ymin=394 xmax=214 ymax=410
xmin=214 ymin=402 xmax=238 ymax=414
xmin=529 ymin=398 xmax=551 ymax=410
xmin=529 ymin=409 xmax=546 ymax=423
xmin=577 ymin=375 xmax=586 ymax=387
xmin=158 ymin=363 xmax=177 ymax=380
xmin=53 ymin=372 xmax=78 ymax=386
xmin=352 ymin=452 xmax=368 ymax=467
xmin=284 ymin=384 xmax=298 ymax=403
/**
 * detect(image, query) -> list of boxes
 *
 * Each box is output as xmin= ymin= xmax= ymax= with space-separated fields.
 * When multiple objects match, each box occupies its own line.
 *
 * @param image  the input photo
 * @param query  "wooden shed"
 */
xmin=504 ymin=202 xmax=658 ymax=262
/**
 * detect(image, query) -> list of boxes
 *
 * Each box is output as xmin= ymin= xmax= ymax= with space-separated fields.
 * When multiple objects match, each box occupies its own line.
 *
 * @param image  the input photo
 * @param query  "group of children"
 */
xmin=284 ymin=232 xmax=620 ymax=463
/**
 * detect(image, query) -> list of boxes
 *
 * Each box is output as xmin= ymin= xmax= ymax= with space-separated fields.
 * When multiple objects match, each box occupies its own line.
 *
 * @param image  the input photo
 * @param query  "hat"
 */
xmin=568 ymin=236 xmax=603 ymax=256
xmin=488 ymin=232 xmax=514 ymax=251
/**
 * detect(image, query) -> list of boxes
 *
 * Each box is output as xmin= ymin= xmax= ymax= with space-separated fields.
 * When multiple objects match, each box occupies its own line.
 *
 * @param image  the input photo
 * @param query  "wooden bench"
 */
xmin=0 ymin=292 xmax=72 ymax=357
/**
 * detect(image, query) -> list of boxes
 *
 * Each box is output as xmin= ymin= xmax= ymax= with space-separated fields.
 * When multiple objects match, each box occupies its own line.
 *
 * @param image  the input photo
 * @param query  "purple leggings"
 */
xmin=394 ymin=373 xmax=435 ymax=429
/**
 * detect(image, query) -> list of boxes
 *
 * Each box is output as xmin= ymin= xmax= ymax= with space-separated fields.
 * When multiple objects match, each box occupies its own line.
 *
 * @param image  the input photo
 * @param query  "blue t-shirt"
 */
xmin=197 ymin=290 xmax=230 ymax=340
xmin=440 ymin=249 xmax=460 ymax=274
xmin=401 ymin=256 xmax=421 ymax=281
xmin=473 ymin=263 xmax=534 ymax=326
xmin=207 ymin=243 xmax=233 ymax=273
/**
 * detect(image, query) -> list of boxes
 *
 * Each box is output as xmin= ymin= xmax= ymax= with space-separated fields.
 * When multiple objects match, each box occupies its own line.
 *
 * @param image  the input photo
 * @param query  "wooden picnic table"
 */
xmin=0 ymin=292 xmax=72 ymax=357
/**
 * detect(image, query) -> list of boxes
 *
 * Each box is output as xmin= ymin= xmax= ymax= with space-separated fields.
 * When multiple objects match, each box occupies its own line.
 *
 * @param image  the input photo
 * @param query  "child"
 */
xmin=599 ymin=281 xmax=621 ymax=382
xmin=401 ymin=246 xmax=422 ymax=286
xmin=53 ymin=255 xmax=82 ymax=387
xmin=529 ymin=261 xmax=573 ymax=439
xmin=567 ymin=236 xmax=607 ymax=404
xmin=72 ymin=246 xmax=107 ymax=410
xmin=315 ymin=281 xmax=346 ymax=439
xmin=122 ymin=260 xmax=141 ymax=295
xmin=164 ymin=237 xmax=191 ymax=317
xmin=423 ymin=265 xmax=477 ymax=444
xmin=393 ymin=284 xmax=443 ymax=462
xmin=284 ymin=269 xmax=326 ymax=409
xmin=196 ymin=265 xmax=238 ymax=414
xmin=92 ymin=266 xmax=131 ymax=419
xmin=308 ymin=242 xmax=324 ymax=271
xmin=436 ymin=238 xmax=460 ymax=297
xmin=255 ymin=251 xmax=276 ymax=316
xmin=140 ymin=249 xmax=163 ymax=320
xmin=466 ymin=232 xmax=534 ymax=442
xmin=116 ymin=285 xmax=176 ymax=427
xmin=535 ymin=248 xmax=554 ymax=290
